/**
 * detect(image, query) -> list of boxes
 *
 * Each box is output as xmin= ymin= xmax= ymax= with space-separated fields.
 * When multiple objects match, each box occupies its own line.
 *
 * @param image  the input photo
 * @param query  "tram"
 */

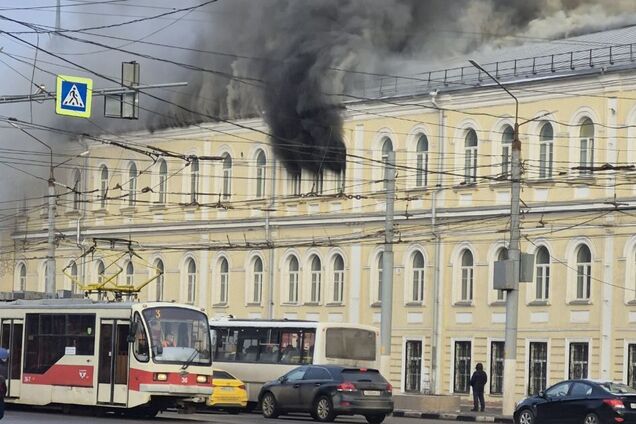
xmin=0 ymin=299 xmax=212 ymax=416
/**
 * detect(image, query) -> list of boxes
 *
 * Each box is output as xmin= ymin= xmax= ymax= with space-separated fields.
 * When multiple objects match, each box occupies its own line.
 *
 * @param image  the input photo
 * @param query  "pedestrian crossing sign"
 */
xmin=56 ymin=75 xmax=93 ymax=118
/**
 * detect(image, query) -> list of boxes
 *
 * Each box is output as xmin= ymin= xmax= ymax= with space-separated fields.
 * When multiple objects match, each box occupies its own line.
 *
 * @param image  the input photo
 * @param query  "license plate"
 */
xmin=631 ymin=403 xmax=636 ymax=409
xmin=221 ymin=387 xmax=234 ymax=392
xmin=363 ymin=390 xmax=381 ymax=396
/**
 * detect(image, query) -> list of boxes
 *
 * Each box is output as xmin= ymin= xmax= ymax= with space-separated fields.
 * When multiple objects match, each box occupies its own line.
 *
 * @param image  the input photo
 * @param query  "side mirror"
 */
xmin=127 ymin=321 xmax=139 ymax=343
xmin=278 ymin=376 xmax=288 ymax=384
xmin=538 ymin=391 xmax=545 ymax=398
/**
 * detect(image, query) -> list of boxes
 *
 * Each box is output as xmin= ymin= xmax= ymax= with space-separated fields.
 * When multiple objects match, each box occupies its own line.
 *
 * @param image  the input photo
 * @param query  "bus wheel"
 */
xmin=261 ymin=392 xmax=280 ymax=419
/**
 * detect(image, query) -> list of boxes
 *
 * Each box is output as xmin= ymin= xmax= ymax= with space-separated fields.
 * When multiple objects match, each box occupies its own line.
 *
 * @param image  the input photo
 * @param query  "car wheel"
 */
xmin=313 ymin=395 xmax=336 ymax=422
xmin=584 ymin=413 xmax=599 ymax=424
xmin=516 ymin=408 xmax=534 ymax=424
xmin=365 ymin=414 xmax=386 ymax=424
xmin=261 ymin=392 xmax=280 ymax=419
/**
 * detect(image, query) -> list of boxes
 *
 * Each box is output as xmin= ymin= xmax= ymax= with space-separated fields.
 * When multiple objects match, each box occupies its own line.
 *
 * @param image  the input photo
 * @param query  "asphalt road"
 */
xmin=3 ymin=409 xmax=452 ymax=424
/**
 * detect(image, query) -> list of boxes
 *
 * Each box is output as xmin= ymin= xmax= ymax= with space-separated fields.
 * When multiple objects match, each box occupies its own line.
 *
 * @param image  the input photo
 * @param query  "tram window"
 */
xmin=132 ymin=314 xmax=149 ymax=362
xmin=24 ymin=313 xmax=95 ymax=374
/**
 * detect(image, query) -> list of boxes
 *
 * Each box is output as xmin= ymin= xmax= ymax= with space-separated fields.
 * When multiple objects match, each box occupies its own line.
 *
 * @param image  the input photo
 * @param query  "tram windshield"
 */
xmin=142 ymin=307 xmax=211 ymax=365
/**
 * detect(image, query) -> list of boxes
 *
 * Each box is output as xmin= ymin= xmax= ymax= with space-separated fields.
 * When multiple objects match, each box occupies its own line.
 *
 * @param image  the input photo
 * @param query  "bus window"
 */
xmin=258 ymin=328 xmax=280 ymax=363
xmin=279 ymin=330 xmax=302 ymax=364
xmin=325 ymin=328 xmax=376 ymax=361
xmin=302 ymin=330 xmax=316 ymax=364
xmin=132 ymin=314 xmax=149 ymax=362
xmin=237 ymin=328 xmax=261 ymax=362
xmin=215 ymin=328 xmax=239 ymax=361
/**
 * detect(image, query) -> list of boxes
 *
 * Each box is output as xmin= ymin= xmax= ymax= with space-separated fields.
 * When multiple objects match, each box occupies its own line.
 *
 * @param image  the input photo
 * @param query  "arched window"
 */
xmin=376 ymin=252 xmax=384 ymax=303
xmin=128 ymin=162 xmax=137 ymax=206
xmin=381 ymin=137 xmax=393 ymax=190
xmin=460 ymin=250 xmax=474 ymax=301
xmin=251 ymin=257 xmax=263 ymax=304
xmin=17 ymin=263 xmax=26 ymax=291
xmin=96 ymin=260 xmax=105 ymax=284
xmin=416 ymin=135 xmax=429 ymax=187
xmin=186 ymin=258 xmax=197 ymax=304
xmin=99 ymin=165 xmax=109 ymax=208
xmin=576 ymin=245 xmax=592 ymax=300
xmin=501 ymin=125 xmax=514 ymax=178
xmin=579 ymin=118 xmax=594 ymax=176
xmin=158 ymin=159 xmax=168 ymax=204
xmin=309 ymin=255 xmax=322 ymax=303
xmin=190 ymin=157 xmax=199 ymax=204
xmin=539 ymin=123 xmax=554 ymax=179
xmin=72 ymin=169 xmax=82 ymax=211
xmin=535 ymin=247 xmax=550 ymax=301
xmin=411 ymin=251 xmax=425 ymax=302
xmin=70 ymin=262 xmax=78 ymax=293
xmin=287 ymin=256 xmax=299 ymax=303
xmin=256 ymin=150 xmax=266 ymax=198
xmin=218 ymin=257 xmax=229 ymax=304
xmin=154 ymin=259 xmax=164 ymax=301
xmin=332 ymin=254 xmax=344 ymax=303
xmin=125 ymin=261 xmax=134 ymax=286
xmin=464 ymin=129 xmax=478 ymax=184
xmin=495 ymin=248 xmax=508 ymax=301
xmin=222 ymin=154 xmax=232 ymax=200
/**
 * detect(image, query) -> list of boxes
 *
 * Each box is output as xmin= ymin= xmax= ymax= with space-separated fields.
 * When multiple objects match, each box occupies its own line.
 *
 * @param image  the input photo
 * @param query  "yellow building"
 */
xmin=5 ymin=26 xmax=636 ymax=403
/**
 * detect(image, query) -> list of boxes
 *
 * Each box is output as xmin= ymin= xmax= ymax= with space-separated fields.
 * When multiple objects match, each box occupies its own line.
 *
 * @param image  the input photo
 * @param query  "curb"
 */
xmin=393 ymin=410 xmax=513 ymax=423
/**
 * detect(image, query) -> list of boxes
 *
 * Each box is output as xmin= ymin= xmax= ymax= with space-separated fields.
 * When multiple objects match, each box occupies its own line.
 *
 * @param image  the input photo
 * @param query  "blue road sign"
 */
xmin=56 ymin=75 xmax=93 ymax=118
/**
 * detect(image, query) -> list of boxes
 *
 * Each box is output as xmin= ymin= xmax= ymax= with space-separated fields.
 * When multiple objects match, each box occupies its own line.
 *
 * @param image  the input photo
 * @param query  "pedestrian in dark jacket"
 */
xmin=470 ymin=363 xmax=487 ymax=412
xmin=0 ymin=347 xmax=8 ymax=420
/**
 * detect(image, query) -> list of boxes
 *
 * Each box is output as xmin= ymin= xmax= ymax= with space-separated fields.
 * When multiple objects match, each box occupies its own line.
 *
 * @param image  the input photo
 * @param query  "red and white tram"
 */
xmin=0 ymin=299 xmax=213 ymax=416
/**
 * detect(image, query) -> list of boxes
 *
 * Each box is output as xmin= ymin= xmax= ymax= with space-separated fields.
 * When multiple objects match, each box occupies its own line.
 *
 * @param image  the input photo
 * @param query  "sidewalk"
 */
xmin=393 ymin=399 xmax=513 ymax=423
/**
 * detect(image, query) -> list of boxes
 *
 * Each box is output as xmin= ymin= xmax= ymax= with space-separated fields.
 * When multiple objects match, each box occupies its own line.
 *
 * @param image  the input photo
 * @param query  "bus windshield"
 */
xmin=142 ymin=307 xmax=211 ymax=365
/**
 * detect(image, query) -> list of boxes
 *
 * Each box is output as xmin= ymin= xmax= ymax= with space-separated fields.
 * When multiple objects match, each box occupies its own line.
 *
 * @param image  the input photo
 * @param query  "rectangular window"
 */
xmin=416 ymin=152 xmax=428 ymax=187
xmin=219 ymin=272 xmax=228 ymax=304
xmin=312 ymin=171 xmax=324 ymax=195
xmin=569 ymin=342 xmax=589 ymax=379
xmin=333 ymin=270 xmax=344 ymax=303
xmin=253 ymin=272 xmax=263 ymax=304
xmin=325 ymin=328 xmax=375 ymax=361
xmin=334 ymin=170 xmax=345 ymax=194
xmin=628 ymin=344 xmax=636 ymax=389
xmin=25 ymin=313 xmax=96 ymax=374
xmin=490 ymin=341 xmax=505 ymax=395
xmin=256 ymin=167 xmax=266 ymax=198
xmin=461 ymin=267 xmax=473 ymax=301
xmin=289 ymin=171 xmax=301 ymax=196
xmin=536 ymin=264 xmax=550 ymax=300
xmin=454 ymin=341 xmax=471 ymax=393
xmin=579 ymin=138 xmax=594 ymax=175
xmin=528 ymin=342 xmax=548 ymax=395
xmin=310 ymin=271 xmax=321 ymax=303
xmin=464 ymin=148 xmax=477 ymax=183
xmin=576 ymin=264 xmax=591 ymax=300
xmin=213 ymin=328 xmax=239 ymax=361
xmin=539 ymin=142 xmax=553 ymax=179
xmin=288 ymin=272 xmax=299 ymax=303
xmin=412 ymin=268 xmax=424 ymax=302
xmin=404 ymin=340 xmax=422 ymax=392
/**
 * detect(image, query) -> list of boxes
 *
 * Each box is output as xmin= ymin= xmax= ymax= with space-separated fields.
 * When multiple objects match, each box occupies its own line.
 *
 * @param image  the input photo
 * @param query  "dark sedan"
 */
xmin=514 ymin=380 xmax=636 ymax=424
xmin=258 ymin=365 xmax=393 ymax=424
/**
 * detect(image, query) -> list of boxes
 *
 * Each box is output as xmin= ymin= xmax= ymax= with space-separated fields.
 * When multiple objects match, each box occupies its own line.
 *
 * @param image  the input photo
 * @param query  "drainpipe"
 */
xmin=77 ymin=137 xmax=89 ymax=296
xmin=266 ymin=158 xmax=277 ymax=319
xmin=430 ymin=92 xmax=445 ymax=394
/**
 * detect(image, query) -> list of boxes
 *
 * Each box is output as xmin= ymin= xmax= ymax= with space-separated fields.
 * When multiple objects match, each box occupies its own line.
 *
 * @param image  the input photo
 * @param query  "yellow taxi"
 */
xmin=207 ymin=369 xmax=248 ymax=412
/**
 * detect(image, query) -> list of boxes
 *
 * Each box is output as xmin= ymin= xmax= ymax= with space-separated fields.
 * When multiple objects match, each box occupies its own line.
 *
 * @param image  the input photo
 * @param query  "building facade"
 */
xmin=4 ymin=27 xmax=636 ymax=402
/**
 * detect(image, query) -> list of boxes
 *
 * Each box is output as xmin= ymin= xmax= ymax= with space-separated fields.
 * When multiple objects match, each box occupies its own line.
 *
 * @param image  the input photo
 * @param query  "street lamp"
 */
xmin=7 ymin=124 xmax=87 ymax=297
xmin=469 ymin=60 xmax=521 ymax=416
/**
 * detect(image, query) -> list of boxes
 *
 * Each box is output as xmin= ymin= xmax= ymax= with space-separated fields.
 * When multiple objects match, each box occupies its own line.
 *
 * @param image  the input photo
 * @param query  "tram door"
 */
xmin=97 ymin=320 xmax=129 ymax=405
xmin=0 ymin=319 xmax=23 ymax=398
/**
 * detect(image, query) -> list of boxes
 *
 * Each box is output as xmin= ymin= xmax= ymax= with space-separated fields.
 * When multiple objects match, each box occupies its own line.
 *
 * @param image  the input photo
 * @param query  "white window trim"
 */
xmin=564 ymin=338 xmax=592 ymax=381
xmin=400 ymin=336 xmax=426 ymax=394
xmin=403 ymin=249 xmax=427 ymax=305
xmin=449 ymin=337 xmax=473 ymax=395
xmin=486 ymin=337 xmax=505 ymax=395
xmin=524 ymin=338 xmax=551 ymax=396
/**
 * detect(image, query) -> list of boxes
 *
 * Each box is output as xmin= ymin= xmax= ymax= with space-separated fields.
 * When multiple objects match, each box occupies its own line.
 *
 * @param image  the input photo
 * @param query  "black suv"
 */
xmin=258 ymin=365 xmax=393 ymax=424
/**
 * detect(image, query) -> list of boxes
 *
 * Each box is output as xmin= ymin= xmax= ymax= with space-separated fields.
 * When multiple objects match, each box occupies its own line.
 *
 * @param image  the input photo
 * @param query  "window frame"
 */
xmin=501 ymin=125 xmax=514 ymax=179
xmin=415 ymin=134 xmax=429 ymax=188
xmin=128 ymin=162 xmax=137 ymax=207
xmin=190 ymin=156 xmax=200 ymax=204
xmin=99 ymin=165 xmax=109 ymax=208
xmin=535 ymin=246 xmax=551 ymax=301
xmin=568 ymin=342 xmax=589 ymax=380
xmin=222 ymin=154 xmax=233 ymax=200
xmin=218 ymin=257 xmax=229 ymax=305
xmin=453 ymin=340 xmax=472 ymax=394
xmin=287 ymin=256 xmax=300 ymax=304
xmin=255 ymin=150 xmax=266 ymax=198
xmin=490 ymin=341 xmax=505 ymax=395
xmin=251 ymin=257 xmax=264 ymax=304
xmin=464 ymin=129 xmax=478 ymax=184
xmin=579 ymin=118 xmax=595 ymax=176
xmin=157 ymin=159 xmax=168 ymax=205
xmin=528 ymin=341 xmax=548 ymax=395
xmin=539 ymin=122 xmax=554 ymax=179
xmin=186 ymin=258 xmax=197 ymax=304
xmin=460 ymin=250 xmax=474 ymax=302
xmin=575 ymin=245 xmax=592 ymax=300
xmin=331 ymin=254 xmax=345 ymax=304
xmin=309 ymin=255 xmax=322 ymax=304
xmin=411 ymin=251 xmax=425 ymax=303
xmin=381 ymin=137 xmax=393 ymax=191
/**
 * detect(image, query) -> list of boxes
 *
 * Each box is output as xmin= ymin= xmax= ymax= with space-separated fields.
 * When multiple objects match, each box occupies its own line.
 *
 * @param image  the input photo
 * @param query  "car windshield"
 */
xmin=142 ymin=307 xmax=211 ymax=365
xmin=600 ymin=382 xmax=636 ymax=394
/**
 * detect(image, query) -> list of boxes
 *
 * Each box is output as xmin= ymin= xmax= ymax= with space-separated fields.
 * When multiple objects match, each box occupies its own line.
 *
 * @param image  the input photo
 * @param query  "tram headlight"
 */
xmin=197 ymin=375 xmax=209 ymax=384
xmin=153 ymin=373 xmax=168 ymax=382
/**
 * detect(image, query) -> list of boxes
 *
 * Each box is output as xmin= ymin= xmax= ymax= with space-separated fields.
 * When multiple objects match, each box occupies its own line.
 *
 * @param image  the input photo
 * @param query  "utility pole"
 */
xmin=380 ymin=151 xmax=395 ymax=377
xmin=469 ymin=60 xmax=520 ymax=416
xmin=47 ymin=156 xmax=56 ymax=297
